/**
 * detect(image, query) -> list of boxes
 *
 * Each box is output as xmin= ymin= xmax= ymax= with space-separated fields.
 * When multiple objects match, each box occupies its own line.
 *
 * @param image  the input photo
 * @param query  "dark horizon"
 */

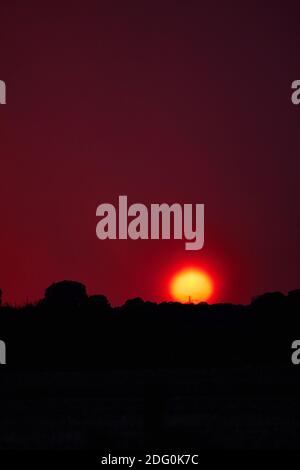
xmin=0 ymin=279 xmax=299 ymax=372
xmin=1 ymin=279 xmax=299 ymax=309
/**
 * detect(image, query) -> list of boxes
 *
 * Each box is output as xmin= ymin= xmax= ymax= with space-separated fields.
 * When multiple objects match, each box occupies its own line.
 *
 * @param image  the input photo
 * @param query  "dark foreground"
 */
xmin=0 ymin=366 xmax=300 ymax=450
xmin=0 ymin=284 xmax=300 ymax=451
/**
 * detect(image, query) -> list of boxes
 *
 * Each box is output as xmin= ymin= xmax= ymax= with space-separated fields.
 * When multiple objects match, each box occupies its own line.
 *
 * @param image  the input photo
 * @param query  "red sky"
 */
xmin=0 ymin=2 xmax=299 ymax=305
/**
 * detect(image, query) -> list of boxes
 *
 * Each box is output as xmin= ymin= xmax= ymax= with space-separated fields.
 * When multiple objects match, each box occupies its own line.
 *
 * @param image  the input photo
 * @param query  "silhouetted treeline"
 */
xmin=0 ymin=280 xmax=299 ymax=368
xmin=1 ymin=281 xmax=300 ymax=451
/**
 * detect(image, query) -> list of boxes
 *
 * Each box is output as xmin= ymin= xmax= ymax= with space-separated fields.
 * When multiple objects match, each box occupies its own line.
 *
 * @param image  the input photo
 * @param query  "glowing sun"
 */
xmin=170 ymin=268 xmax=213 ymax=303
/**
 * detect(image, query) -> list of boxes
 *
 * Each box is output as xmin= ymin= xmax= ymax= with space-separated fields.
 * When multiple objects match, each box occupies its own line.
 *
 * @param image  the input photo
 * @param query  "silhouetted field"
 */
xmin=0 ymin=281 xmax=300 ymax=449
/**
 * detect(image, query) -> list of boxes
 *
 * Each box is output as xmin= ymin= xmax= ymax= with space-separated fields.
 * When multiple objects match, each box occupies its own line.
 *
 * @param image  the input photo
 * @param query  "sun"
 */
xmin=170 ymin=268 xmax=213 ymax=303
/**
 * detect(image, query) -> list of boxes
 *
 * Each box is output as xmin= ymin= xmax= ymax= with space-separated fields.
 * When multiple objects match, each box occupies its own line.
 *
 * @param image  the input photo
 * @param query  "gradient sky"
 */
xmin=0 ymin=1 xmax=299 ymax=305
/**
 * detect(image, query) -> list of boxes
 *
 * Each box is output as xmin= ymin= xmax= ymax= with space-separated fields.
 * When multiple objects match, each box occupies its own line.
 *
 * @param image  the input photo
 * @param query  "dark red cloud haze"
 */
xmin=0 ymin=2 xmax=299 ymax=305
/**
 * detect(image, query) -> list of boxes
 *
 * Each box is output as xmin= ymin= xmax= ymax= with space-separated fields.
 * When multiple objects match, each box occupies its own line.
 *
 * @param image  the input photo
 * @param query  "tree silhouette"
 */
xmin=44 ymin=280 xmax=87 ymax=308
xmin=87 ymin=294 xmax=111 ymax=312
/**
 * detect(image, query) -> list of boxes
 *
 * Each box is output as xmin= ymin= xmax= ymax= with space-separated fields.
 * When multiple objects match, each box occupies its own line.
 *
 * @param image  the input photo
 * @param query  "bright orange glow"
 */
xmin=170 ymin=268 xmax=213 ymax=303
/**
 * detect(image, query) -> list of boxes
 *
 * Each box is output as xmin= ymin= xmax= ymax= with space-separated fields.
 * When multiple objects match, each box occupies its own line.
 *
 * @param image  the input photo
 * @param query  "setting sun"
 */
xmin=170 ymin=268 xmax=213 ymax=303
